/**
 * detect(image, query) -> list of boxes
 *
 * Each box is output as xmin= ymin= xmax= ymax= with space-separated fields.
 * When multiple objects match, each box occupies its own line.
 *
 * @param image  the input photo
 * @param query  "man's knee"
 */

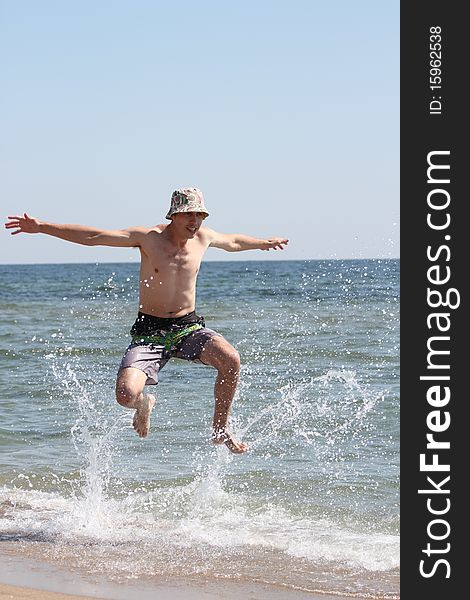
xmin=224 ymin=347 xmax=241 ymax=374
xmin=115 ymin=369 xmax=145 ymax=407
xmin=115 ymin=383 xmax=136 ymax=407
xmin=205 ymin=339 xmax=240 ymax=374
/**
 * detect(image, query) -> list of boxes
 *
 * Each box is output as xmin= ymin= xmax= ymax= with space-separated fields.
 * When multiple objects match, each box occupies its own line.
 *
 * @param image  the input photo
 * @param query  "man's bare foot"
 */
xmin=132 ymin=394 xmax=156 ymax=438
xmin=212 ymin=428 xmax=248 ymax=454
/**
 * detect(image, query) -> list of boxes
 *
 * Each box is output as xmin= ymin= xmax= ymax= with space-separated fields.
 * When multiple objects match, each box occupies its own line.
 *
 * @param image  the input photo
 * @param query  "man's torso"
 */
xmin=137 ymin=225 xmax=210 ymax=317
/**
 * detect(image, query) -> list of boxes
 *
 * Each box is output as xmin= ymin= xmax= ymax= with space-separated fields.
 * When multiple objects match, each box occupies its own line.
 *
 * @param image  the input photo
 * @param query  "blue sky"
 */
xmin=1 ymin=0 xmax=399 ymax=263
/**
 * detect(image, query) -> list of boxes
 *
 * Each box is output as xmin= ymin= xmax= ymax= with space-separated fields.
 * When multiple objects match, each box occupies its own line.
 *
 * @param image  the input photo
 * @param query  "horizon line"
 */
xmin=0 ymin=257 xmax=400 ymax=267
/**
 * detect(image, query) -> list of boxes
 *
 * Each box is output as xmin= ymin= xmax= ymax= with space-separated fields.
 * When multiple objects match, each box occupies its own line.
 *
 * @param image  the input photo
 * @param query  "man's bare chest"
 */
xmin=143 ymin=240 xmax=204 ymax=278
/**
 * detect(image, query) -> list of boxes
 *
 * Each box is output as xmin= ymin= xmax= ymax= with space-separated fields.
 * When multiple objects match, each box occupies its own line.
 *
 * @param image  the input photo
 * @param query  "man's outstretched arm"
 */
xmin=206 ymin=228 xmax=289 ymax=252
xmin=5 ymin=213 xmax=147 ymax=247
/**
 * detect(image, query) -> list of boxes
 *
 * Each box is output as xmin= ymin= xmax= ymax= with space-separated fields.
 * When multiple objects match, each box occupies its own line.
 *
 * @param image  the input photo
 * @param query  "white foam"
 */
xmin=1 ymin=480 xmax=398 ymax=573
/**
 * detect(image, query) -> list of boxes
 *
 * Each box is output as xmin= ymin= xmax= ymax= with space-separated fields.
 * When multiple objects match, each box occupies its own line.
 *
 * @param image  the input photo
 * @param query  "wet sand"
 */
xmin=0 ymin=583 xmax=103 ymax=600
xmin=0 ymin=582 xmax=365 ymax=600
xmin=0 ymin=581 xmax=356 ymax=600
xmin=0 ymin=551 xmax=360 ymax=600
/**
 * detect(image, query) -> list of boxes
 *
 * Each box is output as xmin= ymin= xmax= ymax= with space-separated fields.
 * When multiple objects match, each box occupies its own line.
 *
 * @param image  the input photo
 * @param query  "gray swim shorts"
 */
xmin=119 ymin=327 xmax=222 ymax=385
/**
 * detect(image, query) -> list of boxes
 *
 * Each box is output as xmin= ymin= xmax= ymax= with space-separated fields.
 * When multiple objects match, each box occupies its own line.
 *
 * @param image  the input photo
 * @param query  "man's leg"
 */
xmin=115 ymin=367 xmax=155 ymax=438
xmin=198 ymin=336 xmax=248 ymax=454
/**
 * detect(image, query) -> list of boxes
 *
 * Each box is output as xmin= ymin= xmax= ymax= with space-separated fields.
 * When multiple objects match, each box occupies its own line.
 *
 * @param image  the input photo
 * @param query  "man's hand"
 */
xmin=5 ymin=213 xmax=40 ymax=235
xmin=260 ymin=237 xmax=289 ymax=251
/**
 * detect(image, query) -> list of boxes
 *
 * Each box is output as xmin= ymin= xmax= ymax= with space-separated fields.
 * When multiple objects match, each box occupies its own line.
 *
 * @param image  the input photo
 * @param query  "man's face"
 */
xmin=172 ymin=212 xmax=205 ymax=238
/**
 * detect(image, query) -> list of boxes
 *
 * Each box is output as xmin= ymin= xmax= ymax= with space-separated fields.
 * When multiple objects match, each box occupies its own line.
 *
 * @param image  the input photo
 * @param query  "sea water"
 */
xmin=0 ymin=260 xmax=399 ymax=598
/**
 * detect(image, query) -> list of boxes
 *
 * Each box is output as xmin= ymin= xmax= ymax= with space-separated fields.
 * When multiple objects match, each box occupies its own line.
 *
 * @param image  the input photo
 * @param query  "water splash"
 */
xmin=46 ymin=351 xmax=129 ymax=537
xmin=237 ymin=368 xmax=383 ymax=456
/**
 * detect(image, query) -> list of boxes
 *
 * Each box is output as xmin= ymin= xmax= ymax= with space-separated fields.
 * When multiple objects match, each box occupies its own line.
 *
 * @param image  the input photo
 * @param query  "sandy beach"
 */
xmin=0 ymin=582 xmax=367 ymax=600
xmin=0 ymin=550 xmax=365 ymax=600
xmin=0 ymin=581 xmax=364 ymax=600
xmin=0 ymin=583 xmax=103 ymax=600
xmin=0 ymin=579 xmax=358 ymax=600
xmin=0 ymin=582 xmax=365 ymax=600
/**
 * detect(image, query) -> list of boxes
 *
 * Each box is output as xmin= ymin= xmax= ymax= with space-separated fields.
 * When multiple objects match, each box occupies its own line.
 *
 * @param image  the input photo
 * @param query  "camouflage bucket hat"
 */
xmin=166 ymin=188 xmax=209 ymax=220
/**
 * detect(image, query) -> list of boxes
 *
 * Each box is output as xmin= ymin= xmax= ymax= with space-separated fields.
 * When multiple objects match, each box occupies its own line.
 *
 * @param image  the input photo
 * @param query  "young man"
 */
xmin=5 ymin=188 xmax=288 ymax=454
